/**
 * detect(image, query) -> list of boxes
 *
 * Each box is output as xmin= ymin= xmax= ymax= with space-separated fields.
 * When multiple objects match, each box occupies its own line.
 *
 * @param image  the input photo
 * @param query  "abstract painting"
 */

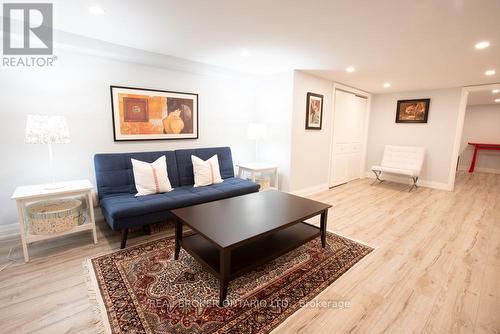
xmin=110 ymin=86 xmax=198 ymax=141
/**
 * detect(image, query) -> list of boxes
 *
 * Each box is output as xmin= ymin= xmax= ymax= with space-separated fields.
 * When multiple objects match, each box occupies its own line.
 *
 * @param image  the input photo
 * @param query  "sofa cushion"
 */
xmin=94 ymin=151 xmax=179 ymax=200
xmin=100 ymin=177 xmax=259 ymax=230
xmin=131 ymin=155 xmax=173 ymax=196
xmin=175 ymin=147 xmax=234 ymax=186
xmin=192 ymin=154 xmax=224 ymax=187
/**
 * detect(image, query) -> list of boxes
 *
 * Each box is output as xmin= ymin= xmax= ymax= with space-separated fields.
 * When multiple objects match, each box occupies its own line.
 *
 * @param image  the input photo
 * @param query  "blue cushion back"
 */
xmin=175 ymin=147 xmax=234 ymax=186
xmin=94 ymin=151 xmax=179 ymax=199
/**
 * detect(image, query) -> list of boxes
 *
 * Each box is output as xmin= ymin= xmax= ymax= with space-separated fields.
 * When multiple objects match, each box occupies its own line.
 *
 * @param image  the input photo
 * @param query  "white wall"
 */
xmin=366 ymin=88 xmax=462 ymax=186
xmin=254 ymin=72 xmax=294 ymax=191
xmin=458 ymin=104 xmax=500 ymax=173
xmin=0 ymin=47 xmax=259 ymax=225
xmin=289 ymin=71 xmax=333 ymax=193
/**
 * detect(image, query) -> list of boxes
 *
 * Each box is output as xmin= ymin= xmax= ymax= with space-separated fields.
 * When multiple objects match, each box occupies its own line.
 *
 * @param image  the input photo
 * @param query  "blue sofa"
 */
xmin=94 ymin=147 xmax=259 ymax=248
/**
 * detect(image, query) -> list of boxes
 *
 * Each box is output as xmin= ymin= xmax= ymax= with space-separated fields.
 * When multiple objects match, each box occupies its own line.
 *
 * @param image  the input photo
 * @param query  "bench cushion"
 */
xmin=373 ymin=145 xmax=425 ymax=177
xmin=371 ymin=165 xmax=416 ymax=177
xmin=100 ymin=177 xmax=259 ymax=230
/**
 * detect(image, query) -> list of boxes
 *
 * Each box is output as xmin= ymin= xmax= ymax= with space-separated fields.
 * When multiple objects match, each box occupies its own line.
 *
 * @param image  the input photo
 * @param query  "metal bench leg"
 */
xmin=372 ymin=170 xmax=383 ymax=185
xmin=409 ymin=177 xmax=419 ymax=192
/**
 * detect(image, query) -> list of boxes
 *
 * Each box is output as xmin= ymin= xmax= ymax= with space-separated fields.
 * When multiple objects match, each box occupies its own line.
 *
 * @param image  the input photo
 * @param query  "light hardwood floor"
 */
xmin=0 ymin=172 xmax=498 ymax=333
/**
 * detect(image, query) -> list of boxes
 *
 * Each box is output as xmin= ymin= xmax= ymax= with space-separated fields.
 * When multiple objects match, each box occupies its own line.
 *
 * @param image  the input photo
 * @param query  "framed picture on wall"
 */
xmin=110 ymin=85 xmax=198 ymax=141
xmin=305 ymin=92 xmax=323 ymax=130
xmin=395 ymin=98 xmax=430 ymax=123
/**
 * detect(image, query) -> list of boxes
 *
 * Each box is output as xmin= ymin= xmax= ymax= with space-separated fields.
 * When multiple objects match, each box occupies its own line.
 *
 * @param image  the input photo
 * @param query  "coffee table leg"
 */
xmin=219 ymin=248 xmax=230 ymax=307
xmin=174 ymin=219 xmax=183 ymax=260
xmin=320 ymin=209 xmax=328 ymax=248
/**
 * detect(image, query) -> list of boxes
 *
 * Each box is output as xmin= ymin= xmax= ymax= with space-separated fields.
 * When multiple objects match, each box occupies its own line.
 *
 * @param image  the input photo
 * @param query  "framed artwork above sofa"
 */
xmin=110 ymin=85 xmax=198 ymax=141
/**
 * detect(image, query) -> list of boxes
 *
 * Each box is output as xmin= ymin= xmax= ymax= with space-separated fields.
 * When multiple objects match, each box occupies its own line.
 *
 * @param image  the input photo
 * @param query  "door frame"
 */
xmin=447 ymin=83 xmax=500 ymax=191
xmin=328 ymin=83 xmax=372 ymax=187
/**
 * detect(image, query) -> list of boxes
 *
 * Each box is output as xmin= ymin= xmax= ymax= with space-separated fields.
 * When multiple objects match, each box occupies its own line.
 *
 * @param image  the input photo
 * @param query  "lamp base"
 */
xmin=44 ymin=183 xmax=66 ymax=190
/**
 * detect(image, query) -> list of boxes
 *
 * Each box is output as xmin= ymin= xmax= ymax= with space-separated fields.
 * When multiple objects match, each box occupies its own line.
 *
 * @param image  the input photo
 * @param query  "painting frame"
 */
xmin=305 ymin=92 xmax=324 ymax=130
xmin=395 ymin=98 xmax=430 ymax=123
xmin=110 ymin=85 xmax=199 ymax=141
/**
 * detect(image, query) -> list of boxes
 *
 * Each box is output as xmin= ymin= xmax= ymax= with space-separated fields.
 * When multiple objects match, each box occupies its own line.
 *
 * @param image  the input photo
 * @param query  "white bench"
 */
xmin=371 ymin=145 xmax=425 ymax=192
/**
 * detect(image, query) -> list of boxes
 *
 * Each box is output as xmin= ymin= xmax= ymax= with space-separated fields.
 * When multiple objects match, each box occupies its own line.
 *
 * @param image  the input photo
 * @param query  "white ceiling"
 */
xmin=17 ymin=0 xmax=500 ymax=93
xmin=467 ymin=87 xmax=500 ymax=106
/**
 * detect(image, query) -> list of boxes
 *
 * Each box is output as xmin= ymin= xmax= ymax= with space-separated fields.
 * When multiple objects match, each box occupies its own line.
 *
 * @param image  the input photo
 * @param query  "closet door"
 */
xmin=329 ymin=90 xmax=367 ymax=187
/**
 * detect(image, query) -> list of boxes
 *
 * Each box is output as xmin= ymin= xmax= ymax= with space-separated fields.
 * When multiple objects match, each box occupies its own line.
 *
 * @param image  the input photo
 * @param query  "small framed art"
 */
xmin=395 ymin=98 xmax=430 ymax=123
xmin=305 ymin=92 xmax=323 ymax=130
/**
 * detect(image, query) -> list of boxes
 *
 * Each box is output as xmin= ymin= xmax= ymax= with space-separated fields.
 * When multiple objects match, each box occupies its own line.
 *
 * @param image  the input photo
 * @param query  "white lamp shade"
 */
xmin=25 ymin=115 xmax=71 ymax=144
xmin=247 ymin=123 xmax=267 ymax=140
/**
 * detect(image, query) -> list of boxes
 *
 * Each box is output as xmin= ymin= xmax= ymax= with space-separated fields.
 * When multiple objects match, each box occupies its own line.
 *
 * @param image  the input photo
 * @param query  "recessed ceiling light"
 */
xmin=383 ymin=82 xmax=391 ymax=88
xmin=345 ymin=66 xmax=355 ymax=73
xmin=475 ymin=41 xmax=490 ymax=49
xmin=495 ymin=98 xmax=500 ymax=103
xmin=485 ymin=69 xmax=496 ymax=76
xmin=89 ymin=5 xmax=105 ymax=16
xmin=492 ymin=89 xmax=500 ymax=94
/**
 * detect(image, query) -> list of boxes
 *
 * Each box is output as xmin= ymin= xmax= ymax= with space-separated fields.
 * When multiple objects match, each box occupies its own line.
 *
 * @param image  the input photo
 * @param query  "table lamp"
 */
xmin=25 ymin=115 xmax=71 ymax=189
xmin=247 ymin=123 xmax=267 ymax=162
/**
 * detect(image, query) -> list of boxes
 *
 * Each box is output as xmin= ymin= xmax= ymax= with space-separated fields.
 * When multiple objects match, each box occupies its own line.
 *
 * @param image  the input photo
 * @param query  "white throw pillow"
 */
xmin=191 ymin=154 xmax=224 ymax=187
xmin=131 ymin=156 xmax=173 ymax=196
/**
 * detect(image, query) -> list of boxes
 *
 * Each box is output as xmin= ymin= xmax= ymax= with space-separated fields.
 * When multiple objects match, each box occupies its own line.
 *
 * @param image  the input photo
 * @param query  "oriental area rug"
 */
xmin=84 ymin=232 xmax=372 ymax=334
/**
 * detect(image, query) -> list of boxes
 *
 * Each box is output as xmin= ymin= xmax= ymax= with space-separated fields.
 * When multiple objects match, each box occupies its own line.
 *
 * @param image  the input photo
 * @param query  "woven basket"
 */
xmin=26 ymin=199 xmax=84 ymax=235
xmin=250 ymin=177 xmax=270 ymax=190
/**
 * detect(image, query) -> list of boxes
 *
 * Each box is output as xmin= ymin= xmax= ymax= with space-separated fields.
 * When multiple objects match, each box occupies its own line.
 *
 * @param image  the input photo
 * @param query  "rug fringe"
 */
xmin=82 ymin=259 xmax=112 ymax=334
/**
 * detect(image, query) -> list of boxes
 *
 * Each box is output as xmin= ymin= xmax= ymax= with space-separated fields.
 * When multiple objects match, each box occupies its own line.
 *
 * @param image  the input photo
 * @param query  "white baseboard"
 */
xmin=290 ymin=170 xmax=451 ymax=197
xmin=457 ymin=165 xmax=500 ymax=174
xmin=364 ymin=172 xmax=449 ymax=191
xmin=290 ymin=183 xmax=330 ymax=197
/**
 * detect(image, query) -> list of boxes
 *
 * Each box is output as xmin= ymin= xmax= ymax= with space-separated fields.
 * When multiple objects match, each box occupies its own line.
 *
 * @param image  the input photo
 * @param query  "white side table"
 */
xmin=11 ymin=179 xmax=98 ymax=262
xmin=236 ymin=163 xmax=279 ymax=191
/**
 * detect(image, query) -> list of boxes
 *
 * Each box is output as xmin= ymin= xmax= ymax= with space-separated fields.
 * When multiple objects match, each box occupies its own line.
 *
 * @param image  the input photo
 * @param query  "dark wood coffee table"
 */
xmin=170 ymin=190 xmax=331 ymax=306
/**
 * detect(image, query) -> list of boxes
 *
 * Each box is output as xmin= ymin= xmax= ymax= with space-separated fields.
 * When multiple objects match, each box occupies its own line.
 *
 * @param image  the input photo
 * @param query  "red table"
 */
xmin=468 ymin=142 xmax=500 ymax=173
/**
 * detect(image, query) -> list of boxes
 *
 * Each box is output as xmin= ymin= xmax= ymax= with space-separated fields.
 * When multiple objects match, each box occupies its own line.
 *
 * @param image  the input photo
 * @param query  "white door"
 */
xmin=329 ymin=90 xmax=367 ymax=187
